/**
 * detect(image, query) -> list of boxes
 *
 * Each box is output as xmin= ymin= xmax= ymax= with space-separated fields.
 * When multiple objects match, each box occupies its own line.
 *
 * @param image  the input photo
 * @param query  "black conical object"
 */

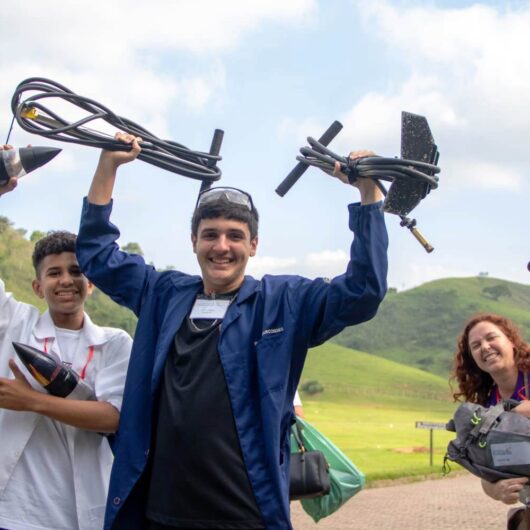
xmin=12 ymin=341 xmax=95 ymax=401
xmin=19 ymin=146 xmax=61 ymax=173
xmin=0 ymin=146 xmax=62 ymax=186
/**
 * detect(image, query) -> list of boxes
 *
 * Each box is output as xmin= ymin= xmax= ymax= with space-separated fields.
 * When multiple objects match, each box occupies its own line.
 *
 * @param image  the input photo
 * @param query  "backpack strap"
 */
xmin=470 ymin=403 xmax=505 ymax=438
xmin=525 ymin=372 xmax=529 ymax=400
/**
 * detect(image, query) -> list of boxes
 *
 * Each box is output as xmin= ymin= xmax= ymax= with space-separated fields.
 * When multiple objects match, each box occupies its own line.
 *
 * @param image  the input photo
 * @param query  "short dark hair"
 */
xmin=32 ymin=230 xmax=77 ymax=276
xmin=191 ymin=197 xmax=259 ymax=239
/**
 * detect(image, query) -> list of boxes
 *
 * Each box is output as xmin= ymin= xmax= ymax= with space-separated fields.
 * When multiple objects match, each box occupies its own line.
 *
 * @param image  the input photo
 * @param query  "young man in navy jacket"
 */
xmin=76 ymin=133 xmax=388 ymax=530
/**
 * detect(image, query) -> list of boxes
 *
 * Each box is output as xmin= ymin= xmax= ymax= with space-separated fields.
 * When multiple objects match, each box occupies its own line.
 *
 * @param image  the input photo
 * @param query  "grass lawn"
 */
xmin=302 ymin=399 xmax=459 ymax=484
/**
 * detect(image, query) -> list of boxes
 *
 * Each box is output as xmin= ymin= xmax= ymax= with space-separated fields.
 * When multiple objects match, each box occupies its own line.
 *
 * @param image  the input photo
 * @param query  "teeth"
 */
xmin=483 ymin=352 xmax=497 ymax=361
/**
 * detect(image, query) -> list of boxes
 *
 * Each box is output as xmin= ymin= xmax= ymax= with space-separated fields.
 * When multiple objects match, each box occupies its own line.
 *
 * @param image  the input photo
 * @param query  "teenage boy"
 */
xmin=0 ymin=156 xmax=132 ymax=530
xmin=76 ymin=133 xmax=388 ymax=530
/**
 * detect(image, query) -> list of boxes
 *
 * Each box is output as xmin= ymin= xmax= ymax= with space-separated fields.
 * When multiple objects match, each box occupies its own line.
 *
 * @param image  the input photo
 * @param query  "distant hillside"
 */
xmin=0 ymin=216 xmax=137 ymax=336
xmin=300 ymin=341 xmax=452 ymax=410
xmin=333 ymin=277 xmax=530 ymax=376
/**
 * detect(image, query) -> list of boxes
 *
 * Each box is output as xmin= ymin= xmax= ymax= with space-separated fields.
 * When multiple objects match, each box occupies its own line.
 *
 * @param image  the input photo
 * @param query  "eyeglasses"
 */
xmin=196 ymin=187 xmax=254 ymax=212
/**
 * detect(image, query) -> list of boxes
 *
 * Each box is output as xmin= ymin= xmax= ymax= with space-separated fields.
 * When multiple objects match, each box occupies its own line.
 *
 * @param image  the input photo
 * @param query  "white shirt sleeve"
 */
xmin=293 ymin=390 xmax=302 ymax=407
xmin=93 ymin=330 xmax=132 ymax=412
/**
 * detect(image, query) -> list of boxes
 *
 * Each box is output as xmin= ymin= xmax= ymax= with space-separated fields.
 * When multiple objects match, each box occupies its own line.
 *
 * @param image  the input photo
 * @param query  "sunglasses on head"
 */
xmin=196 ymin=187 xmax=254 ymax=212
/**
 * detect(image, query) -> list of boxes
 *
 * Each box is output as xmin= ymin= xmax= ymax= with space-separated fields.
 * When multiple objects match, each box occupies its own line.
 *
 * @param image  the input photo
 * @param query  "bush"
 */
xmin=301 ymin=380 xmax=324 ymax=395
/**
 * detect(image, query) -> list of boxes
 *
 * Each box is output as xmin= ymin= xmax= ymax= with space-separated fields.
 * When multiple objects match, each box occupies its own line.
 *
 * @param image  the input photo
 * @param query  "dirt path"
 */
xmin=291 ymin=474 xmax=511 ymax=529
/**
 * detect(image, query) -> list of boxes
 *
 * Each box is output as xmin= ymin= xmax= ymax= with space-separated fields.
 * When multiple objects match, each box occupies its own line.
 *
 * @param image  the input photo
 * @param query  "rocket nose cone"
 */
xmin=12 ymin=341 xmax=40 ymax=365
xmin=19 ymin=146 xmax=62 ymax=174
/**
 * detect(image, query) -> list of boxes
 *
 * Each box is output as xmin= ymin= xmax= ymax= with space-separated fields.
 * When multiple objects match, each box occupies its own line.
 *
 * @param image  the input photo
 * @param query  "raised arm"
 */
xmin=88 ymin=133 xmax=142 ymax=205
xmin=77 ymin=133 xmax=161 ymax=315
xmin=290 ymin=150 xmax=388 ymax=347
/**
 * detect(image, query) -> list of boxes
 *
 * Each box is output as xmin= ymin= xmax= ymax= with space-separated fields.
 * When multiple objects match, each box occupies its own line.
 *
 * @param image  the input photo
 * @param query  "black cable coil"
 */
xmin=298 ymin=136 xmax=440 ymax=193
xmin=10 ymin=77 xmax=222 ymax=184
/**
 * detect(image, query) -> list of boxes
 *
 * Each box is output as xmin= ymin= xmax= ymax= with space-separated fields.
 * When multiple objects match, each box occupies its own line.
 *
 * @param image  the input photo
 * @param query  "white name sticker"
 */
xmin=491 ymin=442 xmax=530 ymax=467
xmin=189 ymin=298 xmax=231 ymax=319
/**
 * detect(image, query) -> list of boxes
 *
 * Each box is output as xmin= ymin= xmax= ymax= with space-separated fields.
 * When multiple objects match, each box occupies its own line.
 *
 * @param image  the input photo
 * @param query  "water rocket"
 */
xmin=0 ymin=146 xmax=62 ymax=186
xmin=12 ymin=341 xmax=95 ymax=401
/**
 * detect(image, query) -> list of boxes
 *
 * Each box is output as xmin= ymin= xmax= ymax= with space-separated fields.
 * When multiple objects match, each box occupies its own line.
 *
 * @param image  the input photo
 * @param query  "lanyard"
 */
xmin=43 ymin=337 xmax=95 ymax=380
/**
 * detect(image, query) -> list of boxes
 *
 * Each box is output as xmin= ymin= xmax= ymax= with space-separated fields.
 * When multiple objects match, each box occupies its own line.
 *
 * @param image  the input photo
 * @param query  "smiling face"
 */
xmin=468 ymin=320 xmax=517 ymax=377
xmin=32 ymin=252 xmax=93 ymax=330
xmin=192 ymin=217 xmax=258 ymax=295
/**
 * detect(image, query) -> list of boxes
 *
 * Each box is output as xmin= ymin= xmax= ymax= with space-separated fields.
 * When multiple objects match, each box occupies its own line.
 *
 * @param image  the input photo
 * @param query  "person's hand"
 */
xmin=0 ymin=144 xmax=19 ymax=196
xmin=0 ymin=360 xmax=38 ymax=412
xmin=482 ymin=477 xmax=529 ymax=504
xmin=513 ymin=400 xmax=530 ymax=418
xmin=333 ymin=150 xmax=384 ymax=205
xmin=98 ymin=132 xmax=142 ymax=173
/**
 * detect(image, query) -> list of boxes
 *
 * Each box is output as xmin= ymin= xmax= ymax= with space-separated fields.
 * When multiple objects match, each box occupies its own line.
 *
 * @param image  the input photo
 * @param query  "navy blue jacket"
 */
xmin=76 ymin=198 xmax=388 ymax=530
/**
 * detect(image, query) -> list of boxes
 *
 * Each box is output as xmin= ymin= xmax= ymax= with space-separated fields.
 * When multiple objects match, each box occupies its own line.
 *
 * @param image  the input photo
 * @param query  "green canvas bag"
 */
xmin=290 ymin=417 xmax=365 ymax=522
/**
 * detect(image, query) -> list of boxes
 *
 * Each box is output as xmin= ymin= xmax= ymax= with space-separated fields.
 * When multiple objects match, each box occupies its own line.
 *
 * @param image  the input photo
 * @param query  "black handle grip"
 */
xmin=200 ymin=129 xmax=224 ymax=193
xmin=209 ymin=128 xmax=224 ymax=158
xmin=275 ymin=120 xmax=343 ymax=197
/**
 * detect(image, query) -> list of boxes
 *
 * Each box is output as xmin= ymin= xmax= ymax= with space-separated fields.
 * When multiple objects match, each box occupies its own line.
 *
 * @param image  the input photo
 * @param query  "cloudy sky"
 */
xmin=1 ymin=0 xmax=528 ymax=290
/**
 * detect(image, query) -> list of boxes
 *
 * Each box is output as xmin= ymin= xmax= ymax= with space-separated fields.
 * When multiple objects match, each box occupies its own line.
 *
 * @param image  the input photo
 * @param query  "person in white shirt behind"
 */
xmin=0 ymin=146 xmax=132 ymax=530
xmin=293 ymin=390 xmax=304 ymax=418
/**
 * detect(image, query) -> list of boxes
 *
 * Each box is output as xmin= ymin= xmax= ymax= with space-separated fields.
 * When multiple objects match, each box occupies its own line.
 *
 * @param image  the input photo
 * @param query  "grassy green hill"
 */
xmin=300 ymin=341 xmax=451 ymax=408
xmin=334 ymin=277 xmax=530 ymax=376
xmin=299 ymin=342 xmax=457 ymax=482
xmin=0 ymin=216 xmax=137 ymax=336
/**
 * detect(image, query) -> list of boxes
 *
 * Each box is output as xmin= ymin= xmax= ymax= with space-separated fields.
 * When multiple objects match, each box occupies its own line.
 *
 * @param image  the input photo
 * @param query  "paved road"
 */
xmin=291 ymin=474 xmax=512 ymax=529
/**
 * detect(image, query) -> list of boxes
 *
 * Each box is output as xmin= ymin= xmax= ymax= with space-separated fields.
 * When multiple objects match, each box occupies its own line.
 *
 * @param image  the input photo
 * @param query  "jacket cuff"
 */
xmin=82 ymin=197 xmax=114 ymax=220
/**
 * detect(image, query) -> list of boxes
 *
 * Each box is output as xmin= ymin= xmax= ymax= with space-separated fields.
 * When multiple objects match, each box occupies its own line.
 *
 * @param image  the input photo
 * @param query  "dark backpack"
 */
xmin=445 ymin=401 xmax=530 ymax=482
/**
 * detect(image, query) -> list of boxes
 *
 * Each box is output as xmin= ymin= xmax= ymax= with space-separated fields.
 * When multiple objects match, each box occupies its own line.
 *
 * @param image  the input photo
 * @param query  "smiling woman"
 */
xmin=450 ymin=313 xmax=530 ymax=530
xmin=451 ymin=313 xmax=530 ymax=407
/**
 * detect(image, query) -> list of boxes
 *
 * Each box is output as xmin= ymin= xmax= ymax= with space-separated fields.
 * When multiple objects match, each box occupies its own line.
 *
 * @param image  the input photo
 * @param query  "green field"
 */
xmin=299 ymin=342 xmax=460 ymax=484
xmin=301 ymin=400 xmax=456 ymax=484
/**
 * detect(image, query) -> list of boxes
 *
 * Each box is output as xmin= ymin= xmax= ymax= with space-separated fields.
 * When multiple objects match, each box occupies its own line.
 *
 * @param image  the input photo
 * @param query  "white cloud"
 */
xmin=339 ymin=74 xmax=460 ymax=155
xmin=445 ymin=159 xmax=523 ymax=192
xmin=304 ymin=249 xmax=349 ymax=278
xmin=246 ymin=255 xmax=298 ymax=278
xmin=332 ymin=1 xmax=530 ymax=190
xmin=246 ymin=249 xmax=349 ymax=279
xmin=1 ymin=0 xmax=317 ymax=137
xmin=388 ymin=261 xmax=475 ymax=292
xmin=4 ymin=1 xmax=318 ymax=59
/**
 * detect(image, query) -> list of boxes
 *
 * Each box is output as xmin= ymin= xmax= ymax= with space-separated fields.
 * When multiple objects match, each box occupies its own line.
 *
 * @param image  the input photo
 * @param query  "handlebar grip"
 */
xmin=409 ymin=226 xmax=434 ymax=253
xmin=200 ymin=129 xmax=224 ymax=193
xmin=275 ymin=120 xmax=343 ymax=197
xmin=209 ymin=129 xmax=224 ymax=158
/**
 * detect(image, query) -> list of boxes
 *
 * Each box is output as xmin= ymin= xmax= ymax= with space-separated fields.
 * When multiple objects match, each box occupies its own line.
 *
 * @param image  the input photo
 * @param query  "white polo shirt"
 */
xmin=0 ymin=279 xmax=132 ymax=530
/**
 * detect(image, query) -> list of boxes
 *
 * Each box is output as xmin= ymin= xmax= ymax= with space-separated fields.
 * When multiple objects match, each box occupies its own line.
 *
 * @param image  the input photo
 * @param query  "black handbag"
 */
xmin=289 ymin=422 xmax=331 ymax=500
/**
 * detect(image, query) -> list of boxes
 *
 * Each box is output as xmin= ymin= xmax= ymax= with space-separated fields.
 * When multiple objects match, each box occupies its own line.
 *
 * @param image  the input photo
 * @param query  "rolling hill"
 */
xmin=300 ymin=341 xmax=453 ymax=409
xmin=333 ymin=276 xmax=530 ymax=376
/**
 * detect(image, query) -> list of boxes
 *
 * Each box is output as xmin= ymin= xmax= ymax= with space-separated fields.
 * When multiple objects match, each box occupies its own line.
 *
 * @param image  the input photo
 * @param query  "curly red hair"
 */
xmin=450 ymin=313 xmax=530 ymax=405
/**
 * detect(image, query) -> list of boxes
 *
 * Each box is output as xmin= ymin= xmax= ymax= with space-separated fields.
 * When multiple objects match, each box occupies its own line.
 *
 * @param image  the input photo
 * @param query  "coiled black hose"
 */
xmin=10 ymin=77 xmax=223 ymax=184
xmin=297 ymin=136 xmax=440 ymax=192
